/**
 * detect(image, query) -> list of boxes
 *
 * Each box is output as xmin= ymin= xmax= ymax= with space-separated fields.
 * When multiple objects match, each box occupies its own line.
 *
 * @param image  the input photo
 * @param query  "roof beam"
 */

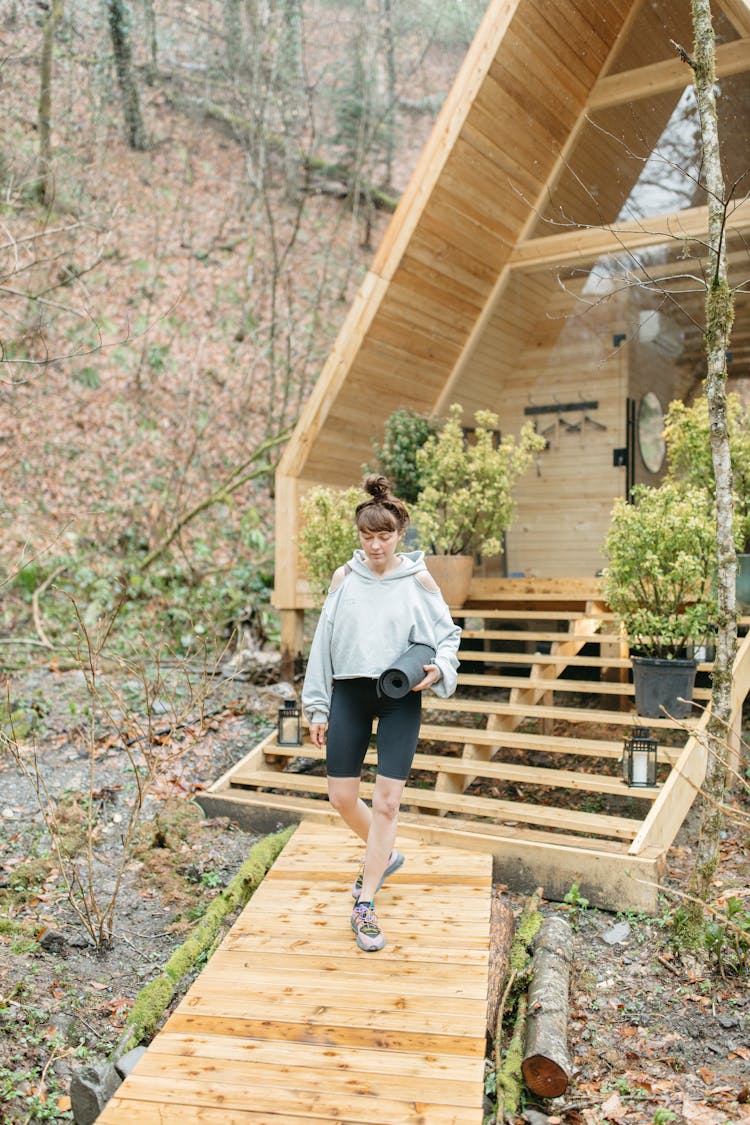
xmin=508 ymin=197 xmax=750 ymax=271
xmin=716 ymin=0 xmax=750 ymax=38
xmin=589 ymin=37 xmax=749 ymax=110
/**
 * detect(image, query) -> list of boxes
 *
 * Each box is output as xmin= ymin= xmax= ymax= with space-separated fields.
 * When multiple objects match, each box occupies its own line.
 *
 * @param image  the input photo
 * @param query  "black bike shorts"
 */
xmin=325 ymin=677 xmax=422 ymax=782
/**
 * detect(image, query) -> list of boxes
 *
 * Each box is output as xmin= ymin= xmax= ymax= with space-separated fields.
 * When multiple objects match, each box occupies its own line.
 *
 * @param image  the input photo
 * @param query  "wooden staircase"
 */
xmin=200 ymin=582 xmax=750 ymax=914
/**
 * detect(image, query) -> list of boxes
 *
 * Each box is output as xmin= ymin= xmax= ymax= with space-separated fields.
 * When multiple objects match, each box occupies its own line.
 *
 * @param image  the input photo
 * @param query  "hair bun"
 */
xmin=363 ymin=473 xmax=392 ymax=501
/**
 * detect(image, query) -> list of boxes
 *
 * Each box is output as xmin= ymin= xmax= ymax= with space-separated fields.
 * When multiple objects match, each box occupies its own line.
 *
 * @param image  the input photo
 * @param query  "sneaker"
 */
xmin=351 ymin=849 xmax=405 ymax=899
xmin=350 ymin=901 xmax=386 ymax=952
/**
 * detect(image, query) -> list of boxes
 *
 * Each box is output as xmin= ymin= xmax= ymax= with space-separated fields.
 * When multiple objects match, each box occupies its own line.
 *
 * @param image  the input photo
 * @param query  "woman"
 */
xmin=302 ymin=475 xmax=461 ymax=952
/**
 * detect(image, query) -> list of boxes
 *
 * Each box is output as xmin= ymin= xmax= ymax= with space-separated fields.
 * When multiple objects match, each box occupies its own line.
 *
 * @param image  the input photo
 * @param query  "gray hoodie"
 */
xmin=301 ymin=549 xmax=461 ymax=725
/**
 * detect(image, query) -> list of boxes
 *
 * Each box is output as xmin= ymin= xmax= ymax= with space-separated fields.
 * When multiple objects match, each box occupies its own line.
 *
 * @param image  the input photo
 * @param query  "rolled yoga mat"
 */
xmin=377 ymin=641 xmax=436 ymax=699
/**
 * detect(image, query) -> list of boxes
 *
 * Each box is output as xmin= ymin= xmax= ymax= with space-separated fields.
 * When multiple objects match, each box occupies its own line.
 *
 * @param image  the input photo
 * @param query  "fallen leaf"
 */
xmin=699 ymin=1067 xmax=714 ymax=1084
xmin=57 ymin=1096 xmax=72 ymax=1112
xmin=682 ymin=1097 xmax=725 ymax=1125
xmin=600 ymin=1092 xmax=626 ymax=1120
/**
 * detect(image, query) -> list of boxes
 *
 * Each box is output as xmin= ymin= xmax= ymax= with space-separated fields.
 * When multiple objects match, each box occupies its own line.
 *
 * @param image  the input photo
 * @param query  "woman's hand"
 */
xmin=412 ymin=663 xmax=441 ymax=692
xmin=309 ymin=722 xmax=327 ymax=748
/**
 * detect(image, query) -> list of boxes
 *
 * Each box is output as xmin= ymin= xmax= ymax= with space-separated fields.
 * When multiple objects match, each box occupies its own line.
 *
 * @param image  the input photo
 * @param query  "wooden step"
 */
xmin=456 ymin=671 xmax=713 ymax=699
xmin=454 ymin=629 xmax=621 ymax=643
xmin=458 ymin=647 xmax=633 ymax=668
xmin=418 ymin=723 xmax=678 ymax=763
xmin=426 ymin=696 xmax=698 ymax=729
xmin=203 ymin=786 xmax=644 ymax=857
xmin=453 ymin=608 xmax=615 ymax=622
xmin=229 ymin=769 xmax=643 ymax=840
xmin=255 ymin=742 xmax=660 ymax=799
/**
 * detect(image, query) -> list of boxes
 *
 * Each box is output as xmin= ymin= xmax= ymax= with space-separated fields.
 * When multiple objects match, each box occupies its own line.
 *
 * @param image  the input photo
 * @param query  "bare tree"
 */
xmin=105 ymin=0 xmax=147 ymax=150
xmin=682 ymin=0 xmax=738 ymax=941
xmin=37 ymin=0 xmax=64 ymax=206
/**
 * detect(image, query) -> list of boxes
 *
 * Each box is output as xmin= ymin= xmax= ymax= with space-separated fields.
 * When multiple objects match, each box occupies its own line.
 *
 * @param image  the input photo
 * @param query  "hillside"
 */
xmin=1 ymin=0 xmax=481 ymax=648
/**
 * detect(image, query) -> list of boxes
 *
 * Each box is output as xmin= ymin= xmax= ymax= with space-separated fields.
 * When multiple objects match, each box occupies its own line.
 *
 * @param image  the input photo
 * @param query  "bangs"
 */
xmin=356 ymin=505 xmax=401 ymax=534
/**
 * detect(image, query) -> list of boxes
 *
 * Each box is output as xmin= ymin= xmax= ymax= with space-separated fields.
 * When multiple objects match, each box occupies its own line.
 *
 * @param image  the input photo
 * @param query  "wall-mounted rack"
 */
xmin=524 ymin=400 xmax=599 ymax=416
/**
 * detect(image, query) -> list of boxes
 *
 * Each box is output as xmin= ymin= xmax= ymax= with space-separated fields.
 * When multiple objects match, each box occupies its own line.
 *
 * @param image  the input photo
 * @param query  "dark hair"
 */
xmin=355 ymin=474 xmax=409 ymax=534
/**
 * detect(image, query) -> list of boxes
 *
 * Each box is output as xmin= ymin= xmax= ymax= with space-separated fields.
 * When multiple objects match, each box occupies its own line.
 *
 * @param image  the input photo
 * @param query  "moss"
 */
xmin=497 ymin=993 xmax=528 ymax=1117
xmin=115 ymin=824 xmax=295 ymax=1056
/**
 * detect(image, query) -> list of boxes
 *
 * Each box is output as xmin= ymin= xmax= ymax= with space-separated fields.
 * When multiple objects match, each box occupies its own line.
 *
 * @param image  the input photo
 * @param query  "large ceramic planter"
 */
xmin=632 ymin=656 xmax=698 ymax=719
xmin=424 ymin=554 xmax=473 ymax=608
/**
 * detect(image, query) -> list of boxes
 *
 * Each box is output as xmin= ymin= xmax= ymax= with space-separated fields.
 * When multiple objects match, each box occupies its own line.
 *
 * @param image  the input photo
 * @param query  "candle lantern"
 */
xmin=622 ymin=726 xmax=658 ymax=787
xmin=277 ymin=699 xmax=302 ymax=746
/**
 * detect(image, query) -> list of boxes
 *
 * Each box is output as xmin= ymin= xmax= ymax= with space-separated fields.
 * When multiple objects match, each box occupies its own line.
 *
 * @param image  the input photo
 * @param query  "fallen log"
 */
xmin=522 ymin=914 xmax=574 ymax=1099
xmin=486 ymin=886 xmax=516 ymax=1039
xmin=493 ymin=888 xmax=544 ymax=1124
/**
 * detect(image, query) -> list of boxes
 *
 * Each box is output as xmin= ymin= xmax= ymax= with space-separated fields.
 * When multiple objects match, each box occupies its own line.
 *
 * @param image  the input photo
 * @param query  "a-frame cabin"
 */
xmin=202 ymin=0 xmax=750 ymax=911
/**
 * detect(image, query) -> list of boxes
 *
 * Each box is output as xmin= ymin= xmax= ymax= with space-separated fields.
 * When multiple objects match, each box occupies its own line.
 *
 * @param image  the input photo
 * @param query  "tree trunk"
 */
xmin=522 ymin=915 xmax=574 ymax=1098
xmin=279 ymin=0 xmax=304 ymax=202
xmin=685 ymin=0 xmax=737 ymax=936
xmin=37 ymin=0 xmax=64 ymax=206
xmin=379 ymin=0 xmax=397 ymax=189
xmin=142 ymin=0 xmax=158 ymax=83
xmin=486 ymin=887 xmax=516 ymax=1039
xmin=223 ymin=0 xmax=244 ymax=76
xmin=106 ymin=0 xmax=148 ymax=151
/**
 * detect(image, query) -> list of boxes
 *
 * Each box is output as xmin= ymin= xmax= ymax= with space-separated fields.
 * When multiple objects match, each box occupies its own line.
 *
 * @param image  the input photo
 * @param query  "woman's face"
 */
xmin=358 ymin=527 xmax=399 ymax=567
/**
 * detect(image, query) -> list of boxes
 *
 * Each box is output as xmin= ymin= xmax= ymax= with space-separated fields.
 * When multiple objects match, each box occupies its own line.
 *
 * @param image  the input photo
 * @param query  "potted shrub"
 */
xmin=412 ymin=404 xmax=544 ymax=606
xmin=369 ymin=407 xmax=437 ymax=505
xmin=298 ymin=485 xmax=365 ymax=600
xmin=664 ymin=393 xmax=750 ymax=611
xmin=602 ymin=482 xmax=717 ymax=718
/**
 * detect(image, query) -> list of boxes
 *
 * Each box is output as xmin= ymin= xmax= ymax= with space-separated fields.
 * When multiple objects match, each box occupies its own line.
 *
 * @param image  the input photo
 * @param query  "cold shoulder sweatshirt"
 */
xmin=301 ymin=549 xmax=462 ymax=725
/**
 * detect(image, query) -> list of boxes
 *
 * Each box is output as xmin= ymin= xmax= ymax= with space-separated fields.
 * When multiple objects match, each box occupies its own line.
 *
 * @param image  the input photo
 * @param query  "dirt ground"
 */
xmin=0 ymin=666 xmax=748 ymax=1125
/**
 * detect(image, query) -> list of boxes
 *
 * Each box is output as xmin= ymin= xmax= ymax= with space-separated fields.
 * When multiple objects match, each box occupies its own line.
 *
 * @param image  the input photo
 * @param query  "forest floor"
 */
xmin=0 ymin=664 xmax=748 ymax=1125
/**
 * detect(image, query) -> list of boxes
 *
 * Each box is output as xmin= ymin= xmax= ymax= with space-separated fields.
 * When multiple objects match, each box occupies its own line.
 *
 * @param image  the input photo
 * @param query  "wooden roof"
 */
xmin=274 ymin=0 xmax=750 ymax=604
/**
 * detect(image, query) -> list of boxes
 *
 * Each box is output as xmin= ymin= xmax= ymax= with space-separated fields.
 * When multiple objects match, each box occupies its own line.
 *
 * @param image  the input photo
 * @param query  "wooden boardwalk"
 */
xmin=97 ymin=820 xmax=494 ymax=1124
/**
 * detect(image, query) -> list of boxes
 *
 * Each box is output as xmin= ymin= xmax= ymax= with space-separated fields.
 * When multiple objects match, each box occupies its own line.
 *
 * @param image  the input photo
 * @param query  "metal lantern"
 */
xmin=277 ymin=698 xmax=302 ymax=746
xmin=622 ymin=726 xmax=658 ymax=787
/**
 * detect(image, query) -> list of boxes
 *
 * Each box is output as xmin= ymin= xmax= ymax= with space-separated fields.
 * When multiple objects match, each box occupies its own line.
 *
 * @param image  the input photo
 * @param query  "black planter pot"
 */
xmin=632 ymin=656 xmax=698 ymax=719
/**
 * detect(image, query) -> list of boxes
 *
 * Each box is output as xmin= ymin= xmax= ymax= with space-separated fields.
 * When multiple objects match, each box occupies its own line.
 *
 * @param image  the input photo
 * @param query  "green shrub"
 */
xmin=413 ymin=404 xmax=544 ymax=556
xmin=299 ymin=486 xmax=365 ymax=598
xmin=602 ymin=482 xmax=716 ymax=658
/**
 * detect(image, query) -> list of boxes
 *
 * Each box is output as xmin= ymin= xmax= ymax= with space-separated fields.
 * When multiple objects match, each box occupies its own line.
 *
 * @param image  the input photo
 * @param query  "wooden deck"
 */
xmin=200 ymin=586 xmax=750 ymax=915
xmin=97 ymin=820 xmax=493 ymax=1125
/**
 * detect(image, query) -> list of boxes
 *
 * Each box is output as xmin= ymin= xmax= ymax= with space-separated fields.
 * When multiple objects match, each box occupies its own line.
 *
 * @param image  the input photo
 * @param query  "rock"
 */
xmin=69 ymin=1062 xmax=121 ymax=1125
xmin=525 ymin=1110 xmax=552 ymax=1125
xmin=601 ymin=921 xmax=631 ymax=945
xmin=115 ymin=1045 xmax=147 ymax=1079
xmin=39 ymin=929 xmax=68 ymax=955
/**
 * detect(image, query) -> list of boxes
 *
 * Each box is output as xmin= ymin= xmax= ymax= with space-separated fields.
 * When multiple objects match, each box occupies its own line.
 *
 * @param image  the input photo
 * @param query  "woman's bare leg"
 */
xmin=357 ymin=774 xmax=405 ymax=902
xmin=327 ymin=776 xmax=371 ymax=842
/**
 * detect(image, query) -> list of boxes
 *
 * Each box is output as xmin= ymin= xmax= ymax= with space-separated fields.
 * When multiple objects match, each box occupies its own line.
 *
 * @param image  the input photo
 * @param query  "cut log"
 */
xmin=522 ymin=915 xmax=574 ymax=1099
xmin=486 ymin=887 xmax=515 ymax=1038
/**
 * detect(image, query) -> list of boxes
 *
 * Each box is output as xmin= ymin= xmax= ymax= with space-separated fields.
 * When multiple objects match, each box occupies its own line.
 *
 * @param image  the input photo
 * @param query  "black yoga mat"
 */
xmin=377 ymin=641 xmax=436 ymax=699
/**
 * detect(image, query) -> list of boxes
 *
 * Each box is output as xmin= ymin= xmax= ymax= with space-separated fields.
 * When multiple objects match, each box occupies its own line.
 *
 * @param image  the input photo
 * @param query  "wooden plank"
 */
xmin=228 ymin=771 xmax=642 ymax=840
xmin=133 ymin=1051 xmax=482 ymax=1107
xmin=589 ymin=38 xmax=750 ymax=109
xmin=456 ymin=671 xmax=712 ymax=699
xmin=98 ymin=1104 xmax=330 ymax=1125
xmin=510 ymin=197 xmax=750 ymax=270
xmin=99 ymin=1073 xmax=481 ymax=1125
xmin=147 ymin=1030 xmax=481 ymax=1081
xmin=205 ymin=956 xmax=489 ymax=996
xmin=253 ymin=739 xmax=659 ymax=796
xmin=262 ymin=728 xmax=677 ymax=764
xmin=426 ymin=696 xmax=697 ymax=729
